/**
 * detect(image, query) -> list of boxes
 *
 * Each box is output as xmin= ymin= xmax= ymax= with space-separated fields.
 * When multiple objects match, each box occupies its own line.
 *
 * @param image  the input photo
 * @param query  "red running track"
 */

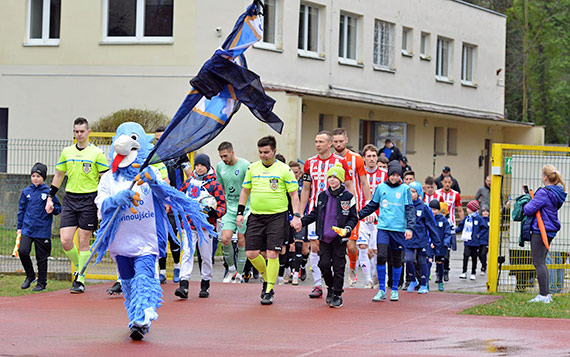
xmin=1 ymin=282 xmax=569 ymax=356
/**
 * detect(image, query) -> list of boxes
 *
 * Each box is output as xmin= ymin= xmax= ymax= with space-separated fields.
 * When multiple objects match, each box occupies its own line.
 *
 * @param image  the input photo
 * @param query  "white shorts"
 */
xmin=356 ymin=222 xmax=377 ymax=247
xmin=308 ymin=222 xmax=318 ymax=241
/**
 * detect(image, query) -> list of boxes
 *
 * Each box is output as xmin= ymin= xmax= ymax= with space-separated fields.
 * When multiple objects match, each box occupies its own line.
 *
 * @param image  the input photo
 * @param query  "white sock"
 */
xmin=370 ymin=252 xmax=377 ymax=278
xmin=173 ymin=263 xmax=180 ymax=269
xmin=310 ymin=252 xmax=321 ymax=287
xmin=359 ymin=247 xmax=371 ymax=282
xmin=160 ymin=269 xmax=166 ymax=275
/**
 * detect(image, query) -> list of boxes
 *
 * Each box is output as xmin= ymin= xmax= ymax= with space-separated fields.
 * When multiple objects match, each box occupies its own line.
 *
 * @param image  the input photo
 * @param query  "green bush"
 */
xmin=91 ymin=109 xmax=170 ymax=132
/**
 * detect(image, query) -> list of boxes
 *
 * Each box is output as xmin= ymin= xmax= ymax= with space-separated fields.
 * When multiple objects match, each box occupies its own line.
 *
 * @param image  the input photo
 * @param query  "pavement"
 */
xmin=1 ymin=279 xmax=569 ymax=356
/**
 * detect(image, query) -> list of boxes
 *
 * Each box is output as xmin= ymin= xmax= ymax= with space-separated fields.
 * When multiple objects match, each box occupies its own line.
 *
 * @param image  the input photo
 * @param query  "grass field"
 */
xmin=0 ymin=274 xmax=103 ymax=297
xmin=462 ymin=292 xmax=570 ymax=319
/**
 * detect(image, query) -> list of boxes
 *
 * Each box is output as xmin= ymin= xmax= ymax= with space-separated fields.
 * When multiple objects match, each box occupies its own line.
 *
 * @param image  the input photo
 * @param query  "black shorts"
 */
xmin=245 ymin=211 xmax=289 ymax=252
xmin=60 ymin=192 xmax=98 ymax=231
xmin=293 ymin=226 xmax=309 ymax=242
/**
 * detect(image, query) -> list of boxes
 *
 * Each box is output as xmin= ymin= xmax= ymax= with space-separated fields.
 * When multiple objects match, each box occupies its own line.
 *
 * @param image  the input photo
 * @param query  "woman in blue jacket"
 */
xmin=17 ymin=163 xmax=62 ymax=291
xmin=405 ymin=182 xmax=439 ymax=294
xmin=524 ymin=165 xmax=567 ymax=303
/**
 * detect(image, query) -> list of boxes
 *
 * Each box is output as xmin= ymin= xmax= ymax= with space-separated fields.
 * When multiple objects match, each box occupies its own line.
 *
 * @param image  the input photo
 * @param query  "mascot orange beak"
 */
xmin=112 ymin=135 xmax=140 ymax=173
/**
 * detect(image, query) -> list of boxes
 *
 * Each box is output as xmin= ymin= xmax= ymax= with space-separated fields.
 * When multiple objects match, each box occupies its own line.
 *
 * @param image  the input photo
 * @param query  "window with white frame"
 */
xmin=103 ymin=0 xmax=173 ymax=43
xmin=462 ymin=43 xmax=476 ymax=84
xmin=401 ymin=26 xmax=412 ymax=55
xmin=298 ymin=3 xmax=320 ymax=54
xmin=373 ymin=19 xmax=394 ymax=69
xmin=420 ymin=32 xmax=430 ymax=59
xmin=436 ymin=37 xmax=452 ymax=80
xmin=338 ymin=13 xmax=358 ymax=62
xmin=27 ymin=0 xmax=61 ymax=45
xmin=261 ymin=0 xmax=277 ymax=44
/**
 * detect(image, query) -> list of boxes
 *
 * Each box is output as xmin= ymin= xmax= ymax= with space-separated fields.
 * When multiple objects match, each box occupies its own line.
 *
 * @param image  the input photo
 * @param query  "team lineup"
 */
xmin=21 ymin=118 xmax=489 ymax=340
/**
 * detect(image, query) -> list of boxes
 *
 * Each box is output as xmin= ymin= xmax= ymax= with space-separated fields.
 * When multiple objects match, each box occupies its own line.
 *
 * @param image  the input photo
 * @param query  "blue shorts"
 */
xmin=377 ymin=229 xmax=406 ymax=250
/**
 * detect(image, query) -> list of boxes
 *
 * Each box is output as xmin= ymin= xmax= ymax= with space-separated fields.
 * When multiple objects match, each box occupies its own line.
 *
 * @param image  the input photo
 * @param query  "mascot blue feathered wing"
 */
xmin=93 ymin=122 xmax=215 ymax=340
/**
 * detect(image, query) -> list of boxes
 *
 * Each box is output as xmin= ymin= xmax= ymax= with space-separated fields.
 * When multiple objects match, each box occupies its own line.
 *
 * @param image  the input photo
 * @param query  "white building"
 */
xmin=0 ymin=0 xmax=543 ymax=195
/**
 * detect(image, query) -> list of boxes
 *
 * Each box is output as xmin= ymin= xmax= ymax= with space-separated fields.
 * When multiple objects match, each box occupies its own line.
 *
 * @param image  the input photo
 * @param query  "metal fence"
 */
xmin=0 ymin=134 xmax=118 ymax=280
xmin=487 ymin=144 xmax=570 ymax=293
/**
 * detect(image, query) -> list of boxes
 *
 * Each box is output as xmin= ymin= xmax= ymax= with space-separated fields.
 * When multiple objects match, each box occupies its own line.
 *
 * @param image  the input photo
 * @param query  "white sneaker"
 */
xmin=283 ymin=268 xmax=291 ymax=284
xmin=480 ymin=270 xmax=486 ymax=276
xmin=349 ymin=268 xmax=357 ymax=288
xmin=459 ymin=273 xmax=467 ymax=279
xmin=364 ymin=281 xmax=374 ymax=289
xmin=470 ymin=274 xmax=476 ymax=280
xmin=232 ymin=273 xmax=243 ymax=283
xmin=223 ymin=270 xmax=236 ymax=283
xmin=528 ymin=294 xmax=552 ymax=303
xmin=277 ymin=276 xmax=285 ymax=285
xmin=292 ymin=271 xmax=299 ymax=285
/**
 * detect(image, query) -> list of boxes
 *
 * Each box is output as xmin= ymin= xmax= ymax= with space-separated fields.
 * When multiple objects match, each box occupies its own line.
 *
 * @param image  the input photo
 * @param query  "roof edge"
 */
xmin=450 ymin=0 xmax=507 ymax=18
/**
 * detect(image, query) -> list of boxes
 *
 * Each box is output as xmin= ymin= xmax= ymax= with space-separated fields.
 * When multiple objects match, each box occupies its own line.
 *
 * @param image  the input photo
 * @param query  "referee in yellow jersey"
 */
xmin=237 ymin=136 xmax=301 ymax=305
xmin=45 ymin=118 xmax=109 ymax=293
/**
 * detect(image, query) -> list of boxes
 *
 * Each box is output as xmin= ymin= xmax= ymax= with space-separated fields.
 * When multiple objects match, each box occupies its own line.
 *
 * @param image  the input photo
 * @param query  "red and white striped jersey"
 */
xmin=366 ymin=167 xmax=387 ymax=196
xmin=303 ymin=153 xmax=350 ymax=213
xmin=436 ymin=188 xmax=462 ymax=226
xmin=424 ymin=191 xmax=444 ymax=205
xmin=340 ymin=150 xmax=367 ymax=210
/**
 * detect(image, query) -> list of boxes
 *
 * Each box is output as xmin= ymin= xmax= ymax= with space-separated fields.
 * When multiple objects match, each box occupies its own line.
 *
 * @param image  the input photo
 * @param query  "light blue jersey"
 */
xmin=372 ymin=182 xmax=412 ymax=232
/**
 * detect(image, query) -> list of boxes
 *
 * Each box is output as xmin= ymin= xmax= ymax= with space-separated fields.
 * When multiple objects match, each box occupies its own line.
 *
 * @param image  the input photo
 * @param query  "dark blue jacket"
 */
xmin=431 ymin=213 xmax=453 ymax=257
xmin=456 ymin=213 xmax=487 ymax=247
xmin=523 ymin=185 xmax=567 ymax=238
xmin=17 ymin=183 xmax=61 ymax=239
xmin=301 ymin=186 xmax=358 ymax=242
xmin=479 ymin=216 xmax=489 ymax=246
xmin=405 ymin=199 xmax=440 ymax=250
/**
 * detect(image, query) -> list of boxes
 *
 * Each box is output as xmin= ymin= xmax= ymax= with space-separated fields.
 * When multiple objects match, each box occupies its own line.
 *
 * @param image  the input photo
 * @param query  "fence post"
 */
xmin=487 ymin=143 xmax=503 ymax=292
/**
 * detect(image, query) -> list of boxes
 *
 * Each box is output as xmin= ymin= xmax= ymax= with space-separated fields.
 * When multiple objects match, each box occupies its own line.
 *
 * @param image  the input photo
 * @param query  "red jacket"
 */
xmin=180 ymin=170 xmax=227 ymax=226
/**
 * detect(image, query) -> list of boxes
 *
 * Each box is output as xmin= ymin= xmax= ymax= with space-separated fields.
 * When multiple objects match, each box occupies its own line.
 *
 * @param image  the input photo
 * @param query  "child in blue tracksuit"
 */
xmin=478 ymin=205 xmax=489 ymax=275
xmin=358 ymin=161 xmax=415 ymax=302
xmin=405 ymin=182 xmax=439 ymax=294
xmin=17 ymin=163 xmax=62 ymax=291
xmin=456 ymin=200 xmax=487 ymax=280
xmin=429 ymin=199 xmax=453 ymax=291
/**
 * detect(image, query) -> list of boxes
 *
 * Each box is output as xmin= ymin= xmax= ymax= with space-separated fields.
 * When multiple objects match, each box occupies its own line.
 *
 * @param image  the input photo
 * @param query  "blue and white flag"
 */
xmin=145 ymin=1 xmax=282 ymax=168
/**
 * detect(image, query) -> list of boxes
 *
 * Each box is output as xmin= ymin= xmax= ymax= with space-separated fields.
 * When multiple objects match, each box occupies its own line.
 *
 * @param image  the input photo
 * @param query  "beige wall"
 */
xmin=299 ymin=97 xmax=543 ymax=196
xmin=1 ymin=0 xmax=507 ymax=140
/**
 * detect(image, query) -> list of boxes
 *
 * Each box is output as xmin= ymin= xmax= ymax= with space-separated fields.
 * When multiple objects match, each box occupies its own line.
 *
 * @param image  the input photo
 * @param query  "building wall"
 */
xmin=1 ymin=0 xmax=508 ymax=139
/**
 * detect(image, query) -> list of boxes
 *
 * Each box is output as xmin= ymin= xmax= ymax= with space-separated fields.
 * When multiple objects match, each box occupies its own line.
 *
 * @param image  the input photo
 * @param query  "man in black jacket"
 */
xmin=435 ymin=166 xmax=461 ymax=194
xmin=378 ymin=139 xmax=403 ymax=163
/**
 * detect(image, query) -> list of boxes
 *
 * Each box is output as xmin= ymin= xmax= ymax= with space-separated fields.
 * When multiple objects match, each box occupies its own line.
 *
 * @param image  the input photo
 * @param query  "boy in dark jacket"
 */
xmin=17 ymin=163 xmax=62 ymax=291
xmin=478 ymin=206 xmax=489 ymax=275
xmin=299 ymin=163 xmax=358 ymax=308
xmin=456 ymin=200 xmax=487 ymax=280
xmin=405 ymin=182 xmax=440 ymax=294
xmin=429 ymin=199 xmax=452 ymax=291
xmin=176 ymin=154 xmax=226 ymax=299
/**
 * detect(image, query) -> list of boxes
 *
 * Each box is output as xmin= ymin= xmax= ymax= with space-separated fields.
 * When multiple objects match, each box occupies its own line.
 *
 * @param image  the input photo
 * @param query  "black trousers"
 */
xmin=462 ymin=245 xmax=478 ymax=274
xmin=159 ymin=212 xmax=181 ymax=269
xmin=19 ymin=235 xmax=52 ymax=286
xmin=478 ymin=245 xmax=488 ymax=271
xmin=318 ymin=239 xmax=347 ymax=295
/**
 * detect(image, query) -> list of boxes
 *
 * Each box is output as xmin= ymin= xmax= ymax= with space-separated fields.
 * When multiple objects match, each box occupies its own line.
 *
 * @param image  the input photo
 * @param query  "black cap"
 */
xmin=442 ymin=166 xmax=451 ymax=173
xmin=429 ymin=199 xmax=441 ymax=210
xmin=194 ymin=154 xmax=211 ymax=169
xmin=401 ymin=156 xmax=408 ymax=163
xmin=385 ymin=138 xmax=392 ymax=143
xmin=388 ymin=161 xmax=402 ymax=176
xmin=31 ymin=162 xmax=47 ymax=180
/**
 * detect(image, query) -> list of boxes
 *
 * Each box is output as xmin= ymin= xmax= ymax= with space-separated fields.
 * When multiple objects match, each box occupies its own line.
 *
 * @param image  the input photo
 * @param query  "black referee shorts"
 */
xmin=60 ymin=192 xmax=98 ymax=231
xmin=245 ymin=211 xmax=289 ymax=252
